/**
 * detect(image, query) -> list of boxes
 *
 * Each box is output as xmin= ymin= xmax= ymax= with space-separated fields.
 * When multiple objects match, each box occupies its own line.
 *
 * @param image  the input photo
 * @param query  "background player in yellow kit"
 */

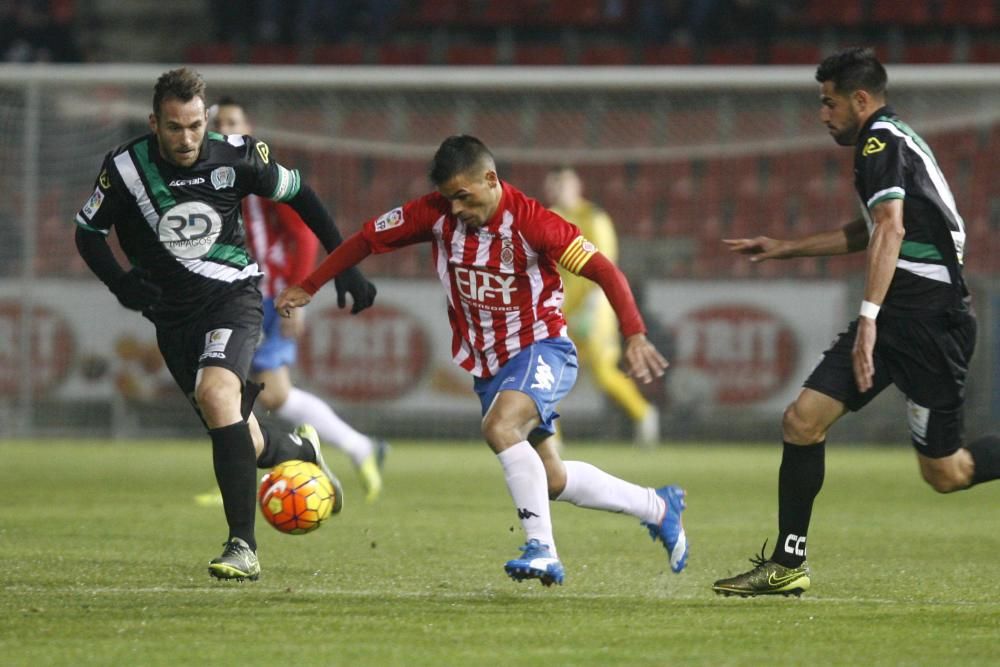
xmin=544 ymin=166 xmax=659 ymax=446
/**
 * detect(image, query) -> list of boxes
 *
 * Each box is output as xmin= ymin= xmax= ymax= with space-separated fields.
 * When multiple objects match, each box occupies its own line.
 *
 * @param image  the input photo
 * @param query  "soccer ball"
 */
xmin=258 ymin=460 xmax=336 ymax=534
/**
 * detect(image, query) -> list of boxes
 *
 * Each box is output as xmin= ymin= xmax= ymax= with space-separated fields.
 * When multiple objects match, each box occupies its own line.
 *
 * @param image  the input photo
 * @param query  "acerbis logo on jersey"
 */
xmin=158 ymin=201 xmax=223 ymax=259
xmin=454 ymin=267 xmax=518 ymax=311
xmin=862 ymin=136 xmax=887 ymax=156
xmin=255 ymin=141 xmax=270 ymax=164
xmin=374 ymin=207 xmax=403 ymax=232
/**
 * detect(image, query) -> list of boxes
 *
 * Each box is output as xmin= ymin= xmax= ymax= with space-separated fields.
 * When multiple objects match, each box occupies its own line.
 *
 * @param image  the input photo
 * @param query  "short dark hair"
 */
xmin=152 ymin=67 xmax=207 ymax=118
xmin=815 ymin=47 xmax=888 ymax=97
xmin=429 ymin=135 xmax=495 ymax=186
xmin=214 ymin=95 xmax=241 ymax=109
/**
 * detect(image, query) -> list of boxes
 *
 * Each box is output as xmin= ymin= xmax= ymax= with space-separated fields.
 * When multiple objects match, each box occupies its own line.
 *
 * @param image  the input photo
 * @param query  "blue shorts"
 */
xmin=473 ymin=337 xmax=578 ymax=440
xmin=251 ymin=298 xmax=297 ymax=373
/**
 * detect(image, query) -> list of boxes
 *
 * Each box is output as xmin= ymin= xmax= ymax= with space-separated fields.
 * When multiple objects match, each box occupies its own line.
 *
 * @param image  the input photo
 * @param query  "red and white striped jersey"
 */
xmin=242 ymin=194 xmax=319 ymax=298
xmin=360 ymin=182 xmax=596 ymax=378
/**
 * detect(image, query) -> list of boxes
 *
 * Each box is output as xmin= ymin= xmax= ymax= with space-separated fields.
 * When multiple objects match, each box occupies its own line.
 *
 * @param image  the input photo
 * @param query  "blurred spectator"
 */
xmin=1 ymin=0 xmax=80 ymax=62
xmin=212 ymin=0 xmax=401 ymax=46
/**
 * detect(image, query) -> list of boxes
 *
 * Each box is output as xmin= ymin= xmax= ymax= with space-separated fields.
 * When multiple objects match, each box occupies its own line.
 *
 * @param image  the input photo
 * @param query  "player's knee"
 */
xmin=919 ymin=463 xmax=971 ymax=494
xmin=481 ymin=413 xmax=516 ymax=452
xmin=782 ymin=402 xmax=825 ymax=444
xmin=195 ymin=381 xmax=239 ymax=419
xmin=920 ymin=468 xmax=966 ymax=494
xmin=256 ymin=384 xmax=286 ymax=411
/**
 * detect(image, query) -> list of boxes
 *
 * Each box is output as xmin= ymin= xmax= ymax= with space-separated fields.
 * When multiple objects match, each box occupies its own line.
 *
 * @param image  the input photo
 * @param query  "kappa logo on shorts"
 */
xmin=530 ymin=356 xmax=555 ymax=391
xmin=200 ymin=328 xmax=233 ymax=361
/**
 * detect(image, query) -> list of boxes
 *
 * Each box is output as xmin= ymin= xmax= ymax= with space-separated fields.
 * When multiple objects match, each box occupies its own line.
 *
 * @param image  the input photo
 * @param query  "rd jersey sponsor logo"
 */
xmin=453 ymin=267 xmax=518 ymax=312
xmin=158 ymin=201 xmax=223 ymax=259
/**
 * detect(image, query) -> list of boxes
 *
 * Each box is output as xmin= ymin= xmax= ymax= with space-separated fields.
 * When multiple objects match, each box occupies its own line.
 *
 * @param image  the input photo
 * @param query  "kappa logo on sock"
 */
xmin=517 ymin=507 xmax=540 ymax=520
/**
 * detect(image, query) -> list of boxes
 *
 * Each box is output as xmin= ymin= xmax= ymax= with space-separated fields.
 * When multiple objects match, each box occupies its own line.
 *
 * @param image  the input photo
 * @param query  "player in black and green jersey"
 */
xmin=716 ymin=47 xmax=1000 ymax=596
xmin=74 ymin=67 xmax=377 ymax=581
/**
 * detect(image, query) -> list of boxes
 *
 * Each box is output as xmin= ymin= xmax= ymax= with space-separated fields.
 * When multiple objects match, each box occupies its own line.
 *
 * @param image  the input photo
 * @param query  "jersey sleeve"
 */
xmin=857 ymin=127 xmax=907 ymax=211
xmin=534 ymin=206 xmax=599 ymax=275
xmin=274 ymin=202 xmax=320 ymax=284
xmin=359 ymin=196 xmax=440 ymax=253
xmin=240 ymin=134 xmax=302 ymax=203
xmin=74 ymin=152 xmax=125 ymax=235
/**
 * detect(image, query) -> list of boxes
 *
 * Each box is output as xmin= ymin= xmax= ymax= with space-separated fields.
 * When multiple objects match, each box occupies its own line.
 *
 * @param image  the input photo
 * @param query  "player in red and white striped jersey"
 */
xmin=278 ymin=136 xmax=688 ymax=585
xmin=214 ymin=100 xmax=386 ymax=503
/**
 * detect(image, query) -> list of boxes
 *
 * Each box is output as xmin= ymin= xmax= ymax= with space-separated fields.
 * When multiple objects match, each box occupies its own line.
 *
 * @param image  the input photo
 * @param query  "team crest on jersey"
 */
xmin=374 ymin=207 xmax=404 ymax=232
xmin=99 ymin=169 xmax=110 ymax=190
xmin=862 ymin=136 xmax=886 ymax=156
xmin=82 ymin=187 xmax=104 ymax=220
xmin=211 ymin=166 xmax=236 ymax=190
xmin=500 ymin=238 xmax=515 ymax=269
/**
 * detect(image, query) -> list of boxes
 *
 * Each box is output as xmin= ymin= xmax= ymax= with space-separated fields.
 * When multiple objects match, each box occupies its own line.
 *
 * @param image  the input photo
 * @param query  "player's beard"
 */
xmin=830 ymin=113 xmax=861 ymax=147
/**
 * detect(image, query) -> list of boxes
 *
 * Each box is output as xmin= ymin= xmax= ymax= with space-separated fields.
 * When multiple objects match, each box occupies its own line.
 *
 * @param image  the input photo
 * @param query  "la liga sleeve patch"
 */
xmin=374 ymin=207 xmax=404 ymax=232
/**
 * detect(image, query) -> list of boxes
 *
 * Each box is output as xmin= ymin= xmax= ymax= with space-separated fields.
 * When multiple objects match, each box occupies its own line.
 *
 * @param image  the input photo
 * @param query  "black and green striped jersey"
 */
xmin=75 ymin=131 xmax=302 ymax=324
xmin=854 ymin=106 xmax=968 ymax=316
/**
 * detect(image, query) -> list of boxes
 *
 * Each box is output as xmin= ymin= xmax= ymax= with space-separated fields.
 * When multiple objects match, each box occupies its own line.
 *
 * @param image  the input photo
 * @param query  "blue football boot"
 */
xmin=642 ymin=485 xmax=688 ymax=573
xmin=504 ymin=538 xmax=565 ymax=587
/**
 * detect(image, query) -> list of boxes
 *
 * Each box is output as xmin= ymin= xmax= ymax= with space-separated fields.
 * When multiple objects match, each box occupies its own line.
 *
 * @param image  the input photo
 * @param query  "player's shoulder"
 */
xmin=102 ymin=133 xmax=151 ymax=165
xmin=204 ymin=131 xmax=257 ymax=160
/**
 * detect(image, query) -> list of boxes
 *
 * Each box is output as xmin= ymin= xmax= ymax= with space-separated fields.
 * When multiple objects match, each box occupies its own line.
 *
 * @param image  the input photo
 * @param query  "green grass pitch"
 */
xmin=1 ymin=439 xmax=997 ymax=666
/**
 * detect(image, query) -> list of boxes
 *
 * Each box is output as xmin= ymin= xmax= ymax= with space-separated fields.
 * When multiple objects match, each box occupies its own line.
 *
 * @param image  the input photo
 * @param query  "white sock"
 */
xmin=497 ymin=441 xmax=556 ymax=555
xmin=275 ymin=387 xmax=373 ymax=467
xmin=556 ymin=461 xmax=665 ymax=525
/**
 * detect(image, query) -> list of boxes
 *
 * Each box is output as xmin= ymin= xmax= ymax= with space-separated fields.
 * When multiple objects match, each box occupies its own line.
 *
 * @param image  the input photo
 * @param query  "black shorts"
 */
xmin=804 ymin=309 xmax=977 ymax=458
xmin=156 ymin=283 xmax=263 ymax=414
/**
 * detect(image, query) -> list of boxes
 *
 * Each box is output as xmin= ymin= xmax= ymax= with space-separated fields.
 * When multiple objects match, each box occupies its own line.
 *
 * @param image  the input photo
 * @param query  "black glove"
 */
xmin=111 ymin=268 xmax=163 ymax=312
xmin=334 ymin=266 xmax=377 ymax=314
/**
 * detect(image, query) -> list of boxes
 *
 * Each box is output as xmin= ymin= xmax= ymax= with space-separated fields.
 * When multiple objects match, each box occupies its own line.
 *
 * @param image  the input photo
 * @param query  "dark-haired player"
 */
xmin=74 ymin=67 xmax=377 ymax=581
xmin=715 ymin=47 xmax=1000 ymax=597
xmin=277 ymin=135 xmax=688 ymax=586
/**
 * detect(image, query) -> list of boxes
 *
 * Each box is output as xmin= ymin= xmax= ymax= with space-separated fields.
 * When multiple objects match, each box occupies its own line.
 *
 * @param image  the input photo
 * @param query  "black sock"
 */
xmin=967 ymin=435 xmax=1000 ymax=486
xmin=771 ymin=441 xmax=825 ymax=568
xmin=209 ymin=421 xmax=258 ymax=552
xmin=255 ymin=424 xmax=317 ymax=469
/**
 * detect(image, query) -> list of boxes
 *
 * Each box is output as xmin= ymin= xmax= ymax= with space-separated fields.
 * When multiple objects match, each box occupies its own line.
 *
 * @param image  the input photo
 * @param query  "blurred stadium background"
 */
xmin=1 ymin=0 xmax=997 ymax=443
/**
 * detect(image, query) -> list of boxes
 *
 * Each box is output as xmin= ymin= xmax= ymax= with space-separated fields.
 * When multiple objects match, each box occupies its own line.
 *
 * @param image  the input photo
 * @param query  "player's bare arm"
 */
xmin=852 ymin=199 xmax=904 ymax=392
xmin=724 ymin=217 xmax=869 ymax=261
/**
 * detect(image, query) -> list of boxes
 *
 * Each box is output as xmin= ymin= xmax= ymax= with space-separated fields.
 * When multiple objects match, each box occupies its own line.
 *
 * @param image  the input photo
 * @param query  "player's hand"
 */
xmin=722 ymin=236 xmax=789 ymax=262
xmin=111 ymin=268 xmax=162 ymax=312
xmin=334 ymin=266 xmax=377 ymax=314
xmin=623 ymin=333 xmax=668 ymax=385
xmin=852 ymin=316 xmax=877 ymax=393
xmin=276 ymin=285 xmax=312 ymax=318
